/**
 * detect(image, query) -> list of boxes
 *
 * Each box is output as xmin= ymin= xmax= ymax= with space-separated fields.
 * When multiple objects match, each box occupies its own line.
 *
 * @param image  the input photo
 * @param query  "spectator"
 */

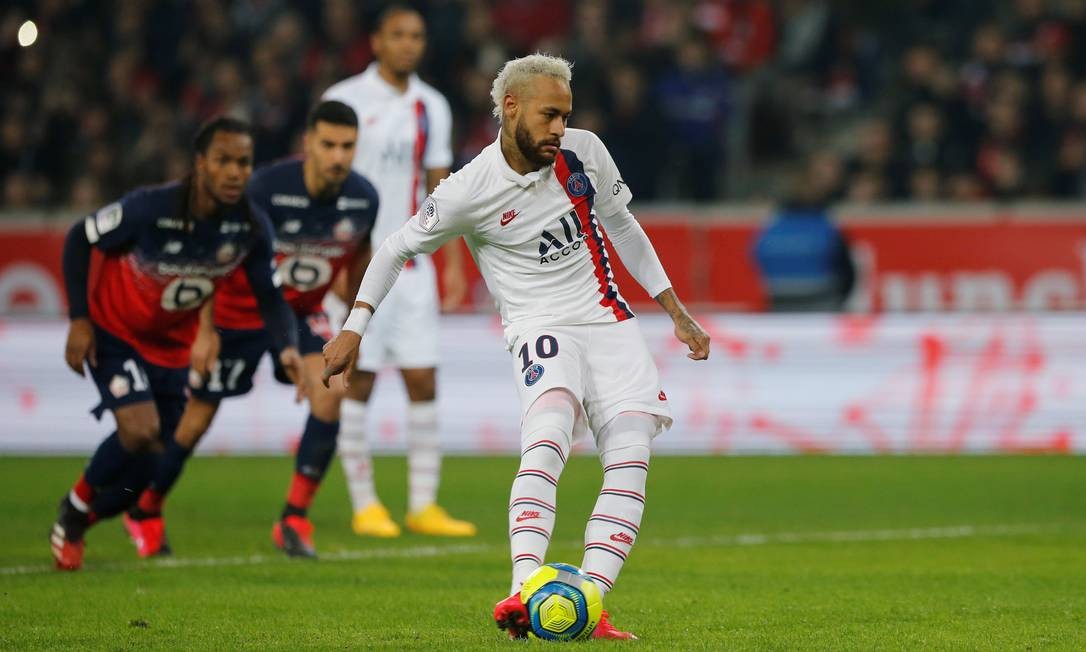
xmin=752 ymin=166 xmax=856 ymax=312
xmin=655 ymin=30 xmax=732 ymax=200
xmin=2 ymin=0 xmax=1086 ymax=209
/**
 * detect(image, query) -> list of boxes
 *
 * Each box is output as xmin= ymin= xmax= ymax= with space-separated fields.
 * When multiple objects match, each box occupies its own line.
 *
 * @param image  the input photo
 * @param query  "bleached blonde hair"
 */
xmin=490 ymin=53 xmax=573 ymax=120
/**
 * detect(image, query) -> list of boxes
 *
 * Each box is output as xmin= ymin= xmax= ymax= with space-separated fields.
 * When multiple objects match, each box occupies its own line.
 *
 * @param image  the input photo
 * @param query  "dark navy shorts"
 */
xmin=88 ymin=325 xmax=187 ymax=437
xmin=189 ymin=311 xmax=330 ymax=401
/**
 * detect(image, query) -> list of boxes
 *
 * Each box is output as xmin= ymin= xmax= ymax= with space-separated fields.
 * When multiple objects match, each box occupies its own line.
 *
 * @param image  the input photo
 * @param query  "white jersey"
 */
xmin=357 ymin=128 xmax=672 ymax=347
xmin=323 ymin=63 xmax=453 ymax=249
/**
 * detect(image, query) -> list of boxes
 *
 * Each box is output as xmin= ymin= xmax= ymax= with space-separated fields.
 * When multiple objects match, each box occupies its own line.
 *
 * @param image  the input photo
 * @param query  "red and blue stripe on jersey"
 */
xmin=554 ymin=149 xmax=634 ymax=321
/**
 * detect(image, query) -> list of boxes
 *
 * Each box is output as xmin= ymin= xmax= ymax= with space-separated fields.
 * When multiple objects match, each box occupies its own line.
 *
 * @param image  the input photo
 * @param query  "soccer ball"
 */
xmin=519 ymin=563 xmax=603 ymax=641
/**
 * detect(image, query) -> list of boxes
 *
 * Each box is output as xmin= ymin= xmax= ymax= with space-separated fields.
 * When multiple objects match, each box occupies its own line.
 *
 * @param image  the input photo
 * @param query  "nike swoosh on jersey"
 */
xmin=500 ymin=210 xmax=521 ymax=226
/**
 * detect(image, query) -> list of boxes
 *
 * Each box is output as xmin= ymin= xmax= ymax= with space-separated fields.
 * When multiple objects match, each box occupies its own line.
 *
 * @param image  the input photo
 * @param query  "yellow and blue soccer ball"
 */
xmin=519 ymin=563 xmax=603 ymax=641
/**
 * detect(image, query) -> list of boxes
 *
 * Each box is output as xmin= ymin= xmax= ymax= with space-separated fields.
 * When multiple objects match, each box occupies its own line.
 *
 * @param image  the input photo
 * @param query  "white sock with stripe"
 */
xmin=407 ymin=401 xmax=440 ymax=514
xmin=508 ymin=389 xmax=577 ymax=595
xmin=339 ymin=398 xmax=378 ymax=512
xmin=581 ymin=411 xmax=654 ymax=595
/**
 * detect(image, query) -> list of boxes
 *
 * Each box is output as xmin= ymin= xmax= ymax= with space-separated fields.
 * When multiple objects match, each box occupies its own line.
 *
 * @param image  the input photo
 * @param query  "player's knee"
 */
xmin=310 ymin=396 xmax=340 ymax=422
xmin=597 ymin=412 xmax=655 ymax=458
xmin=118 ymin=419 xmax=162 ymax=453
xmin=346 ymin=369 xmax=375 ymax=402
xmin=403 ymin=373 xmax=436 ymax=402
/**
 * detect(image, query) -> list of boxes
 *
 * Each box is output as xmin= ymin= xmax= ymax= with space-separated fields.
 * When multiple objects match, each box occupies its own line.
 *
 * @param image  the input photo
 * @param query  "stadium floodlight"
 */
xmin=18 ymin=20 xmax=38 ymax=48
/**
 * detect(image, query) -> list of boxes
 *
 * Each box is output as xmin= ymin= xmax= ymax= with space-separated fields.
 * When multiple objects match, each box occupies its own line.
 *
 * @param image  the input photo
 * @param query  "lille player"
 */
xmin=51 ymin=117 xmax=301 ymax=570
xmin=321 ymin=4 xmax=475 ymax=538
xmin=322 ymin=55 xmax=711 ymax=639
xmin=122 ymin=101 xmax=379 ymax=559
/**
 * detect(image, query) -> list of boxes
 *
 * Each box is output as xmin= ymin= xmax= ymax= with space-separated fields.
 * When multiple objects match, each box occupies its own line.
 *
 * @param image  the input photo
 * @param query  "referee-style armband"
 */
xmin=342 ymin=306 xmax=372 ymax=337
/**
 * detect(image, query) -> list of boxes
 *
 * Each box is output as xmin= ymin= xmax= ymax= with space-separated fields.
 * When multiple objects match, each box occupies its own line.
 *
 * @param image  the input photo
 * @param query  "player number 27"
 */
xmin=519 ymin=334 xmax=559 ymax=372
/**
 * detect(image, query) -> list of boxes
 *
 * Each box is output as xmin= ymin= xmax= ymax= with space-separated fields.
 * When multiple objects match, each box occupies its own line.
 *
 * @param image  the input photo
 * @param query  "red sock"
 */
xmin=70 ymin=474 xmax=95 ymax=512
xmin=137 ymin=488 xmax=164 ymax=516
xmin=286 ymin=473 xmax=320 ymax=513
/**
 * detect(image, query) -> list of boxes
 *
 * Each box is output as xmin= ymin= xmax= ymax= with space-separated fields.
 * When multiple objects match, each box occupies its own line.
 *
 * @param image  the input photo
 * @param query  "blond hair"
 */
xmin=490 ymin=53 xmax=573 ymax=120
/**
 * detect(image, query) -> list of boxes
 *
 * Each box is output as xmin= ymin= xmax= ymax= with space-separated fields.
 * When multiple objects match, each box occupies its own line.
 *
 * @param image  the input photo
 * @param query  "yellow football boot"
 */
xmin=351 ymin=502 xmax=401 ymax=538
xmin=405 ymin=504 xmax=477 ymax=537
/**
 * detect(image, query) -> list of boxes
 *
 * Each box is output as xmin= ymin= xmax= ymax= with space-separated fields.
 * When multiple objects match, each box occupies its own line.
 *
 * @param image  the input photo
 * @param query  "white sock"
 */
xmin=339 ymin=398 xmax=377 ymax=512
xmin=581 ymin=412 xmax=654 ymax=595
xmin=509 ymin=389 xmax=577 ymax=595
xmin=407 ymin=401 xmax=440 ymax=514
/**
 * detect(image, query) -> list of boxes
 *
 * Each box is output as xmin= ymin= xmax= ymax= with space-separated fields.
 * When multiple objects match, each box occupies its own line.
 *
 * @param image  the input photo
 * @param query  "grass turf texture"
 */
xmin=1 ymin=455 xmax=1084 ymax=650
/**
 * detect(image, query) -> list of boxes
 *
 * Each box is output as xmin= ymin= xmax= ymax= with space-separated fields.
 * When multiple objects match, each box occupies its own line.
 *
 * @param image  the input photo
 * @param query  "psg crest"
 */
xmin=565 ymin=172 xmax=590 ymax=198
xmin=524 ymin=363 xmax=545 ymax=386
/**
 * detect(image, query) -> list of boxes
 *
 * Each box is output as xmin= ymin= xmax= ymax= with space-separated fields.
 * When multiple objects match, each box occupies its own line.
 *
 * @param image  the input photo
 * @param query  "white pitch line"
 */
xmin=0 ymin=523 xmax=1061 ymax=577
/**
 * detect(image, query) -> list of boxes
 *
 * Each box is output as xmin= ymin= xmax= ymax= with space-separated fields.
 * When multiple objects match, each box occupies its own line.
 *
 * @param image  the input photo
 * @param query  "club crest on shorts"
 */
xmin=565 ymin=172 xmax=590 ymax=197
xmin=524 ymin=363 xmax=545 ymax=386
xmin=109 ymin=374 xmax=131 ymax=398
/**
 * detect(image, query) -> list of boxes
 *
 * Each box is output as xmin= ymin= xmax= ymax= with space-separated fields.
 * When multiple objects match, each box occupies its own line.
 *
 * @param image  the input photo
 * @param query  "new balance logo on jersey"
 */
xmin=337 ymin=197 xmax=371 ymax=211
xmin=500 ymin=209 xmax=520 ymax=226
xmin=610 ymin=532 xmax=635 ymax=545
xmin=163 ymin=241 xmax=183 ymax=254
xmin=538 ymin=211 xmax=588 ymax=264
xmin=271 ymin=194 xmax=310 ymax=208
xmin=282 ymin=220 xmax=302 ymax=234
xmin=515 ymin=510 xmax=541 ymax=522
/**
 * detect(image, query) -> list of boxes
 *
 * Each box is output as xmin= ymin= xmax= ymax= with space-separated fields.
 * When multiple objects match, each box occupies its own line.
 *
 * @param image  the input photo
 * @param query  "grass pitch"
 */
xmin=1 ymin=455 xmax=1084 ymax=650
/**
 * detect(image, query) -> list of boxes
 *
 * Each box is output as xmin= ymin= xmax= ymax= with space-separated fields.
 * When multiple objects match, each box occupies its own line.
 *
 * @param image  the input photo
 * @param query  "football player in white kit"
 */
xmin=322 ymin=5 xmax=475 ymax=538
xmin=322 ymin=54 xmax=710 ymax=639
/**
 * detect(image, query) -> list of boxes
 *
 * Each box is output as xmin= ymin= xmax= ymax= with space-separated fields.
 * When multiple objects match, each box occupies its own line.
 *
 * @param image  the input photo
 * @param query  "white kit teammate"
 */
xmin=322 ymin=5 xmax=475 ymax=537
xmin=322 ymin=54 xmax=710 ymax=640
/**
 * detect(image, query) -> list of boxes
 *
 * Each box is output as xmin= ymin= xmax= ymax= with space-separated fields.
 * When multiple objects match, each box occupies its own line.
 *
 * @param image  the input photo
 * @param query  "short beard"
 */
xmin=514 ymin=119 xmax=557 ymax=170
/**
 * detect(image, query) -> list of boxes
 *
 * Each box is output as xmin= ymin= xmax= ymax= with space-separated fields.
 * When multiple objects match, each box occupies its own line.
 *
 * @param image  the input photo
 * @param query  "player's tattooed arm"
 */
xmin=655 ymin=288 xmax=710 ymax=361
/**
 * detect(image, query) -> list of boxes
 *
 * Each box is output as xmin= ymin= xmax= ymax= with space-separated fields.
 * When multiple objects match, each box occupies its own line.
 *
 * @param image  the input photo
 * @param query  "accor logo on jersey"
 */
xmin=538 ymin=211 xmax=589 ymax=264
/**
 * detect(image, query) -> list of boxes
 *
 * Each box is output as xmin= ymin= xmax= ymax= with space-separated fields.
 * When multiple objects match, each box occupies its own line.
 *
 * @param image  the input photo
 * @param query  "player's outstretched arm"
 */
xmin=188 ymin=299 xmax=220 ymax=389
xmin=656 ymin=288 xmax=710 ymax=361
xmin=320 ymin=304 xmax=369 ymax=388
xmin=61 ymin=221 xmax=96 ymax=376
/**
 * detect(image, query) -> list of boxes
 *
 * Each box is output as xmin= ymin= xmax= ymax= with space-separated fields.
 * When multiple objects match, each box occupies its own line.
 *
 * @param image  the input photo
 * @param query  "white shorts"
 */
xmin=511 ymin=319 xmax=672 ymax=443
xmin=324 ymin=255 xmax=440 ymax=372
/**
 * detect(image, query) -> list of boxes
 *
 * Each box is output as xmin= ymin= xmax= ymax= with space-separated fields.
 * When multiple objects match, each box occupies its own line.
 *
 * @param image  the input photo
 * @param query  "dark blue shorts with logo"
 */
xmin=88 ymin=324 xmax=188 ymax=439
xmin=189 ymin=311 xmax=330 ymax=401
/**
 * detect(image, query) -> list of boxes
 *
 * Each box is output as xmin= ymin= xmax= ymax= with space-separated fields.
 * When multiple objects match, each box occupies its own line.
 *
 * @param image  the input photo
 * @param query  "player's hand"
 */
xmin=188 ymin=326 xmax=221 ymax=389
xmin=64 ymin=317 xmax=97 ymax=377
xmin=279 ymin=347 xmax=307 ymax=403
xmin=673 ymin=313 xmax=710 ymax=361
xmin=321 ymin=330 xmax=361 ymax=388
xmin=441 ymin=264 xmax=469 ymax=311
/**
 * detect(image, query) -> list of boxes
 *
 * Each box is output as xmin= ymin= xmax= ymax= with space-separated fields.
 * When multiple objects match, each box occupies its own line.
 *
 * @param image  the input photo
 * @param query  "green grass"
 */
xmin=1 ymin=455 xmax=1084 ymax=650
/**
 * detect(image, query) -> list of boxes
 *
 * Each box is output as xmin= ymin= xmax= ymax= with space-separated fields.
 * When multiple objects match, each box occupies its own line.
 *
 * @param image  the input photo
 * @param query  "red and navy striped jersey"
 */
xmin=213 ymin=159 xmax=378 ymax=330
xmin=85 ymin=181 xmax=274 ymax=367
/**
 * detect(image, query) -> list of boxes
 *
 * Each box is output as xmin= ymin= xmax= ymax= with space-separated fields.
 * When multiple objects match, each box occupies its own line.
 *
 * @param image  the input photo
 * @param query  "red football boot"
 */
xmin=123 ymin=513 xmax=171 ymax=558
xmin=272 ymin=515 xmax=317 ymax=558
xmin=49 ymin=497 xmax=88 ymax=571
xmin=493 ymin=593 xmax=531 ymax=639
xmin=592 ymin=610 xmax=638 ymax=640
xmin=50 ymin=523 xmax=84 ymax=571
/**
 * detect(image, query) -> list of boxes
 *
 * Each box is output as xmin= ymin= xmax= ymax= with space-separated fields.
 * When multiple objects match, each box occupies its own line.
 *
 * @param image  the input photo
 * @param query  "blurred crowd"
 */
xmin=2 ymin=0 xmax=1086 ymax=213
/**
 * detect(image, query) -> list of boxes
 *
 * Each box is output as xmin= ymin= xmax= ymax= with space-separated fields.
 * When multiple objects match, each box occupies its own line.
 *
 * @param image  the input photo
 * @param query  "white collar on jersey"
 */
xmin=362 ymin=62 xmax=421 ymax=98
xmin=491 ymin=134 xmax=552 ymax=189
